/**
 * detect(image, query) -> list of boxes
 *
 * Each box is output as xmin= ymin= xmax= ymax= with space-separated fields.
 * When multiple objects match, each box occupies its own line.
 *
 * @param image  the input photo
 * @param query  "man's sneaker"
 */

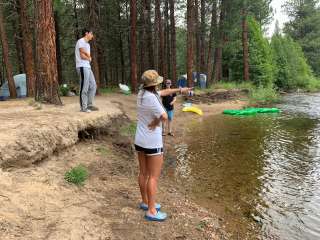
xmin=80 ymin=109 xmax=91 ymax=113
xmin=88 ymin=106 xmax=99 ymax=111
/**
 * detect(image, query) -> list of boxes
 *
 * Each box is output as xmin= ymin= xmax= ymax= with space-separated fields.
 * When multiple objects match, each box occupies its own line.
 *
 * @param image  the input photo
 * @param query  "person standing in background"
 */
xmin=75 ymin=29 xmax=99 ymax=113
xmin=162 ymin=79 xmax=176 ymax=136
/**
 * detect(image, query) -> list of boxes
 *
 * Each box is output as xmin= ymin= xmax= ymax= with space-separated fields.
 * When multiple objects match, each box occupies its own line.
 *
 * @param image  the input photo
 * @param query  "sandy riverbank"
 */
xmin=0 ymin=92 xmax=247 ymax=240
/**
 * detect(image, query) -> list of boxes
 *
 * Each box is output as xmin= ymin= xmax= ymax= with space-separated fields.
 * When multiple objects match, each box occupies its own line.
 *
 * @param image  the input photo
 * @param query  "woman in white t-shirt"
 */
xmin=135 ymin=70 xmax=191 ymax=221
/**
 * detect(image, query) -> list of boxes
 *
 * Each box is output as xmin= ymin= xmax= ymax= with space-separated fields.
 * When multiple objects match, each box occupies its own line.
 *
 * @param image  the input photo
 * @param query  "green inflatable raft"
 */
xmin=223 ymin=107 xmax=280 ymax=116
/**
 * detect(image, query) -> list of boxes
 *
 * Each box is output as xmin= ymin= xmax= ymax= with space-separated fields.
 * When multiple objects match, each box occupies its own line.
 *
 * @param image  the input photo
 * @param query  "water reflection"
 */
xmin=259 ymin=115 xmax=320 ymax=240
xmin=175 ymin=143 xmax=193 ymax=180
xmin=177 ymin=94 xmax=320 ymax=239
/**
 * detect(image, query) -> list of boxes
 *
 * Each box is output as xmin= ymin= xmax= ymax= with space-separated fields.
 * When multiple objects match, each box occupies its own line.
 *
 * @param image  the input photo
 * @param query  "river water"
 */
xmin=174 ymin=94 xmax=320 ymax=239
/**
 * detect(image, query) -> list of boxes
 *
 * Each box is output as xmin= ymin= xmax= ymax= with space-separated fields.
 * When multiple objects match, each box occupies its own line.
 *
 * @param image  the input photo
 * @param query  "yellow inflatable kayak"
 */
xmin=182 ymin=106 xmax=203 ymax=116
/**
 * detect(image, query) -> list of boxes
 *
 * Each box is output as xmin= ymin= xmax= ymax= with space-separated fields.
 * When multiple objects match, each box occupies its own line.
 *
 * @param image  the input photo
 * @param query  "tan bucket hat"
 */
xmin=141 ymin=70 xmax=163 ymax=87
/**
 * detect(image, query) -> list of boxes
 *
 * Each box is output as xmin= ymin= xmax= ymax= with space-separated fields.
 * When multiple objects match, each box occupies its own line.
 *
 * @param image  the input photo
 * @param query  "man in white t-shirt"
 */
xmin=75 ymin=29 xmax=98 ymax=112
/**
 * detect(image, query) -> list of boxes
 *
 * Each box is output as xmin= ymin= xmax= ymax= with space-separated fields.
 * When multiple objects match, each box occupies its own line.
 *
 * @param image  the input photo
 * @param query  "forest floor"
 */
xmin=0 ymin=90 xmax=249 ymax=240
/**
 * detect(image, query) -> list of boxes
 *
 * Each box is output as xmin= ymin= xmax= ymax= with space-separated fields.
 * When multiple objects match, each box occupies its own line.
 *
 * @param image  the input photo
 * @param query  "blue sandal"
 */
xmin=139 ymin=202 xmax=161 ymax=211
xmin=145 ymin=211 xmax=167 ymax=222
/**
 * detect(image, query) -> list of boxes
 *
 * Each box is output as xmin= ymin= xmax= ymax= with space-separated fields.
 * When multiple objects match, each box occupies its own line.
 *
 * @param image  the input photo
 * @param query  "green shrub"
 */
xmin=65 ymin=165 xmax=88 ymax=185
xmin=249 ymin=87 xmax=279 ymax=104
xmin=247 ymin=16 xmax=275 ymax=87
xmin=228 ymin=17 xmax=274 ymax=87
xmin=305 ymin=77 xmax=320 ymax=92
xmin=271 ymin=34 xmax=314 ymax=91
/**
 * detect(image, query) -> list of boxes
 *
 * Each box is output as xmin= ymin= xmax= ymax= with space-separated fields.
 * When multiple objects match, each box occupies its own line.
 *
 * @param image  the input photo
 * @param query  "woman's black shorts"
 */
xmin=134 ymin=144 xmax=163 ymax=156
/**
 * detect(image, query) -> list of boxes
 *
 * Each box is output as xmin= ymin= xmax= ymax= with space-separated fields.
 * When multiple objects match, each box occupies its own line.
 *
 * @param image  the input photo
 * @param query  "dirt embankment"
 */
xmin=0 ymin=92 xmax=247 ymax=240
xmin=0 ymin=97 xmax=122 ymax=168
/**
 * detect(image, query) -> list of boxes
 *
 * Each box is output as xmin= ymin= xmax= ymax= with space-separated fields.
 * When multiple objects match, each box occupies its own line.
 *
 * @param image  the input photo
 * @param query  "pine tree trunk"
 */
xmin=200 ymin=0 xmax=206 ymax=73
xmin=130 ymin=0 xmax=137 ymax=92
xmin=92 ymin=41 xmax=101 ymax=92
xmin=13 ymin=24 xmax=24 ymax=74
xmin=195 ymin=0 xmax=200 ymax=81
xmin=214 ymin=47 xmax=222 ymax=81
xmin=73 ymin=0 xmax=80 ymax=40
xmin=98 ymin=48 xmax=106 ymax=87
xmin=87 ymin=0 xmax=100 ymax=91
xmin=0 ymin=4 xmax=17 ymax=98
xmin=207 ymin=0 xmax=217 ymax=85
xmin=13 ymin=0 xmax=24 ymax=73
xmin=242 ymin=9 xmax=249 ymax=81
xmin=145 ymin=0 xmax=154 ymax=68
xmin=139 ymin=2 xmax=146 ymax=77
xmin=139 ymin=27 xmax=146 ymax=79
xmin=120 ymin=33 xmax=125 ymax=83
xmin=126 ymin=1 xmax=131 ymax=85
xmin=0 ymin=65 xmax=3 ymax=86
xmin=169 ymin=0 xmax=177 ymax=85
xmin=187 ymin=0 xmax=195 ymax=87
xmin=115 ymin=53 xmax=119 ymax=85
xmin=34 ymin=0 xmax=61 ymax=104
xmin=164 ymin=0 xmax=170 ymax=79
xmin=214 ymin=0 xmax=225 ymax=82
xmin=154 ymin=0 xmax=159 ymax=71
xmin=19 ymin=0 xmax=36 ymax=96
xmin=118 ymin=3 xmax=125 ymax=84
xmin=14 ymin=31 xmax=24 ymax=74
xmin=155 ymin=0 xmax=165 ymax=78
xmin=54 ymin=11 xmax=63 ymax=85
xmin=160 ymin=10 xmax=166 ymax=79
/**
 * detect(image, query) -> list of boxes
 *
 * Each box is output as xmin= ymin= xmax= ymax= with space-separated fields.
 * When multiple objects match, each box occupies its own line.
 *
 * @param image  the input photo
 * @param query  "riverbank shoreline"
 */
xmin=0 ymin=91 xmax=248 ymax=239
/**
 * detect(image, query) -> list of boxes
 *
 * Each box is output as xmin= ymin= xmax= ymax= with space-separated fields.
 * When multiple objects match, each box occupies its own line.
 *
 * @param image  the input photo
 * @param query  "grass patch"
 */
xmin=194 ymin=81 xmax=254 ymax=95
xmin=249 ymin=87 xmax=279 ymax=105
xmin=65 ymin=165 xmax=89 ymax=185
xmin=194 ymin=86 xmax=215 ymax=94
xmin=213 ymin=81 xmax=254 ymax=91
xmin=120 ymin=122 xmax=137 ymax=137
xmin=100 ymin=87 xmax=118 ymax=95
xmin=96 ymin=146 xmax=108 ymax=156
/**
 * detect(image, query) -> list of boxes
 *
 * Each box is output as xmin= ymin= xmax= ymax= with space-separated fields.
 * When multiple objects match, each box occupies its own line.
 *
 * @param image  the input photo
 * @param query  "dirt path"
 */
xmin=0 ymin=92 xmax=247 ymax=240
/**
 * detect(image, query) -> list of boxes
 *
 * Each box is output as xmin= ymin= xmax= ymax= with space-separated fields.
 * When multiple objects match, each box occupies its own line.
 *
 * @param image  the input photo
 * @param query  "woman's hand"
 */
xmin=170 ymin=97 xmax=177 ymax=105
xmin=179 ymin=87 xmax=193 ymax=94
xmin=148 ymin=112 xmax=168 ymax=130
xmin=148 ymin=118 xmax=161 ymax=130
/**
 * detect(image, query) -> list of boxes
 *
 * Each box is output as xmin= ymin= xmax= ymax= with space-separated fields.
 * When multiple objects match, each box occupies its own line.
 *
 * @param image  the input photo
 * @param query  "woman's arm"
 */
xmin=148 ymin=112 xmax=168 ymax=130
xmin=170 ymin=96 xmax=177 ymax=105
xmin=159 ymin=87 xmax=192 ymax=97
